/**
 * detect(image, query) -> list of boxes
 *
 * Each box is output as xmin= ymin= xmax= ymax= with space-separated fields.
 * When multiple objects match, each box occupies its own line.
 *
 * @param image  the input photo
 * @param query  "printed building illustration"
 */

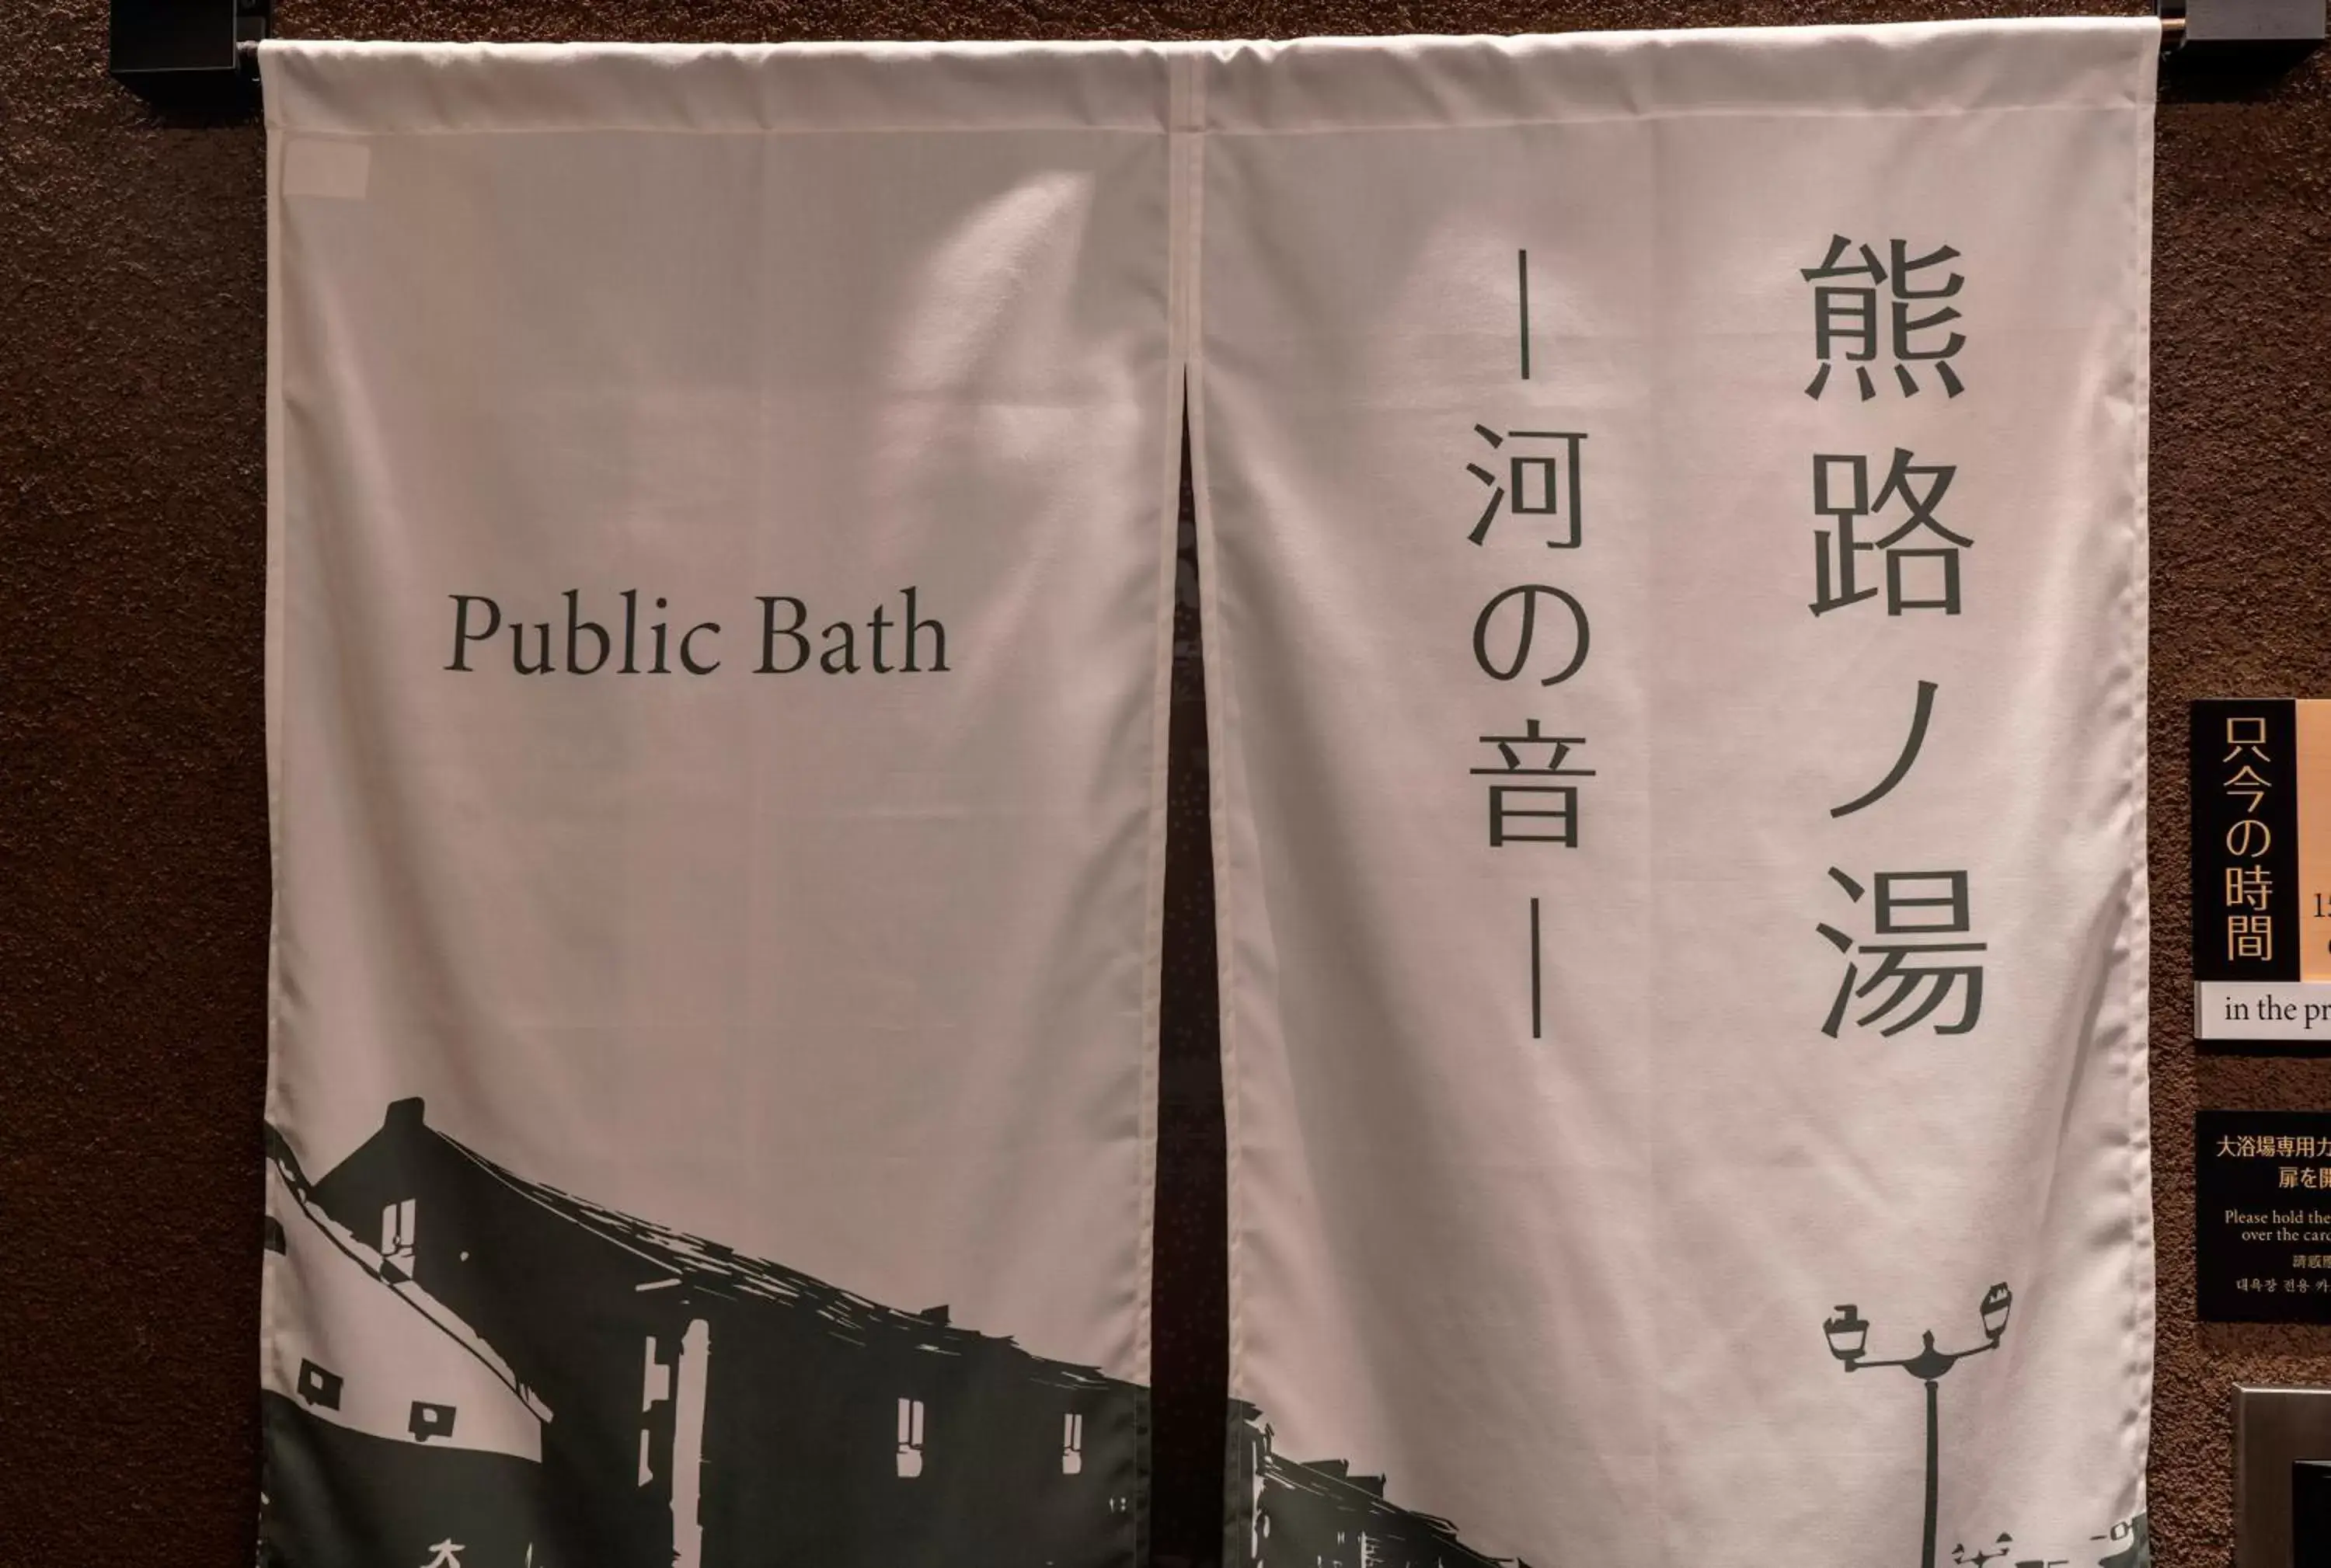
xmin=263 ymin=1099 xmax=1145 ymax=1568
xmin=262 ymin=1146 xmax=550 ymax=1568
xmin=263 ymin=1099 xmax=1517 ymax=1568
xmin=1225 ymin=1401 xmax=1514 ymax=1568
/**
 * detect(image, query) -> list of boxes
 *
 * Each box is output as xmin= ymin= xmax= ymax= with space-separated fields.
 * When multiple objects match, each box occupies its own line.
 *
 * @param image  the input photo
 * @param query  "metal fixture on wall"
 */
xmin=109 ymin=0 xmax=268 ymax=113
xmin=2159 ymin=0 xmax=2326 ymax=56
xmin=2237 ymin=1387 xmax=2331 ymax=1568
xmin=103 ymin=0 xmax=2321 ymax=118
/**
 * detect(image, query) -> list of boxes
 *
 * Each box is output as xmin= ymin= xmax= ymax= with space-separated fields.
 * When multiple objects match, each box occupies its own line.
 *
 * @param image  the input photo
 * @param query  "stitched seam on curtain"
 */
xmin=1182 ymin=53 xmax=1252 ymax=1462
xmin=1127 ymin=50 xmax=1200 ymax=1414
xmin=256 ymin=119 xmax=293 ymax=1559
xmin=2120 ymin=75 xmax=2159 ymax=1518
xmin=263 ymin=106 xmax=2134 ymax=141
xmin=260 ymin=124 xmax=1173 ymax=138
xmin=1198 ymin=101 xmax=2147 ymax=138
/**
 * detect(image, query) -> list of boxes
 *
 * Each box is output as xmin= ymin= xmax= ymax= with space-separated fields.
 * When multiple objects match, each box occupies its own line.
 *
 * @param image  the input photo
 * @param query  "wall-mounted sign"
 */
xmin=2193 ymin=700 xmax=2331 ymax=1046
xmin=2198 ymin=1112 xmax=2331 ymax=1322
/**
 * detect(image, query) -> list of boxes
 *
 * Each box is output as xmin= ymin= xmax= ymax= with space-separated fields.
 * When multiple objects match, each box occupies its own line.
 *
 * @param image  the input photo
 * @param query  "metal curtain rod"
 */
xmin=109 ymin=0 xmax=2326 ymax=116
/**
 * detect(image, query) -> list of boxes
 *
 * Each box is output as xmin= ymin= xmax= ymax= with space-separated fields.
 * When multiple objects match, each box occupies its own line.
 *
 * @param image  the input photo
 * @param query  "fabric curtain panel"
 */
xmin=259 ymin=19 xmax=2159 ymax=1568
xmin=1196 ymin=20 xmax=2155 ymax=1568
xmin=260 ymin=42 xmax=1183 ymax=1568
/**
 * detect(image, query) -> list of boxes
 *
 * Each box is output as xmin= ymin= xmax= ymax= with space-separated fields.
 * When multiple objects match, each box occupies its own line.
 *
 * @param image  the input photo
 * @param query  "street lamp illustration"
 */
xmin=1953 ymin=1531 xmax=2016 ymax=1568
xmin=1824 ymin=1283 xmax=2013 ymax=1568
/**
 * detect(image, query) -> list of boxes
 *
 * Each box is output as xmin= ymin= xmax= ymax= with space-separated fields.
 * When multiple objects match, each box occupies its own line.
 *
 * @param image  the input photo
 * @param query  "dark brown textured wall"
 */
xmin=2 ymin=2 xmax=2325 ymax=1562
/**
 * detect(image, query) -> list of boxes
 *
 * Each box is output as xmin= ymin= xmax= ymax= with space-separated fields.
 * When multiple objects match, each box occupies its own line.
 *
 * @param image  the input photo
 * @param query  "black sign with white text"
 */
xmin=2197 ymin=1110 xmax=2331 ymax=1322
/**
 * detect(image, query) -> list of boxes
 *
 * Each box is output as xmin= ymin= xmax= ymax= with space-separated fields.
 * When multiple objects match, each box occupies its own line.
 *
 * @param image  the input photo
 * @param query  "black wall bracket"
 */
xmin=102 ymin=1 xmax=2321 ymax=117
xmin=110 ymin=0 xmax=269 ymax=114
xmin=2161 ymin=0 xmax=2326 ymax=57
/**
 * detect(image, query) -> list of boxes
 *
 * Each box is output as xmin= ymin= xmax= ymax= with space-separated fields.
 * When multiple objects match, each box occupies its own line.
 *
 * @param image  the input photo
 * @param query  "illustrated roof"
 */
xmin=266 ymin=1130 xmax=554 ymax=1424
xmin=1264 ymin=1450 xmax=1493 ymax=1561
xmin=405 ymin=1117 xmax=1129 ymax=1395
